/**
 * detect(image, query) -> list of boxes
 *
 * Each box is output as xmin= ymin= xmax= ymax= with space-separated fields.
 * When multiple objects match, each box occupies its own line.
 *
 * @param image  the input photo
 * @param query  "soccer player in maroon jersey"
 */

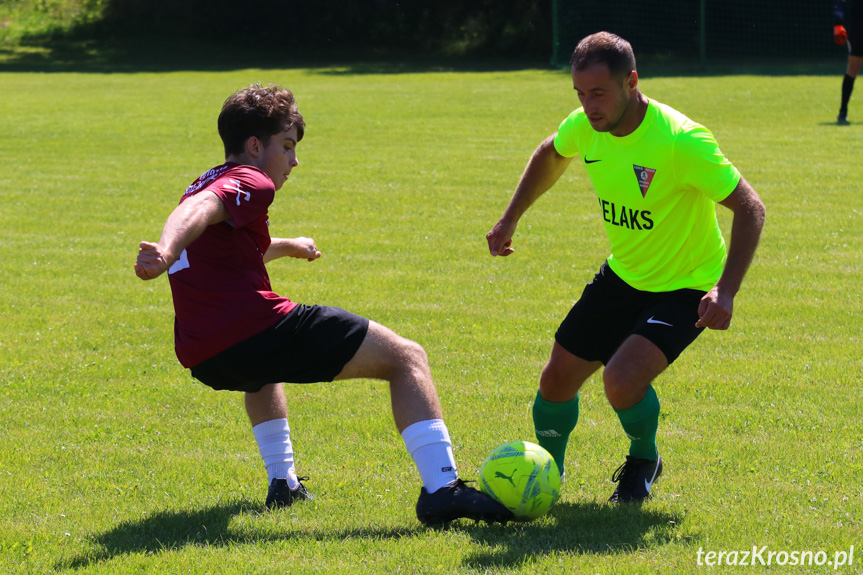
xmin=135 ymin=83 xmax=510 ymax=526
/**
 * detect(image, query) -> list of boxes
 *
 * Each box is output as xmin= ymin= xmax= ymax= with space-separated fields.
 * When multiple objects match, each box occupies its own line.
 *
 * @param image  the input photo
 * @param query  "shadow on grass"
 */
xmin=59 ymin=498 xmax=689 ymax=570
xmin=818 ymin=121 xmax=861 ymax=127
xmin=0 ymin=32 xmax=846 ymax=77
xmin=0 ymin=33 xmax=554 ymax=75
xmin=461 ymin=501 xmax=688 ymax=569
xmin=59 ymin=499 xmax=686 ymax=570
xmin=59 ymin=501 xmax=424 ymax=570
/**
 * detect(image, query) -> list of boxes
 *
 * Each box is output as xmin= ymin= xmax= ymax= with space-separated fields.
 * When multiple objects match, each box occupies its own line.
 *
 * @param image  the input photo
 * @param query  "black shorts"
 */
xmin=190 ymin=304 xmax=370 ymax=393
xmin=849 ymin=23 xmax=863 ymax=57
xmin=555 ymin=262 xmax=706 ymax=365
xmin=846 ymin=7 xmax=863 ymax=56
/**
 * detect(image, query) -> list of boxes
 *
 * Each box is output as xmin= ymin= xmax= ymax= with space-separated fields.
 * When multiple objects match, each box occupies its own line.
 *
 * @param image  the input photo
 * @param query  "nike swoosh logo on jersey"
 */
xmin=584 ymin=157 xmax=602 ymax=164
xmin=646 ymin=316 xmax=673 ymax=327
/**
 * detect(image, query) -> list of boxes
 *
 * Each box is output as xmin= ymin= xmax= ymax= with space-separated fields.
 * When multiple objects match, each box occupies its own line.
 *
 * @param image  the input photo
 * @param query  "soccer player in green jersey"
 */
xmin=486 ymin=32 xmax=766 ymax=503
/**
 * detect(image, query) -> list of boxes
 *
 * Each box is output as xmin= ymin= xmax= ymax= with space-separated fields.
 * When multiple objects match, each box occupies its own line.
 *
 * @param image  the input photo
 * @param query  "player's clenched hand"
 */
xmin=835 ymin=25 xmax=848 ymax=45
xmin=134 ymin=241 xmax=171 ymax=280
xmin=291 ymin=237 xmax=321 ymax=262
xmin=695 ymin=286 xmax=734 ymax=330
xmin=486 ymin=218 xmax=517 ymax=256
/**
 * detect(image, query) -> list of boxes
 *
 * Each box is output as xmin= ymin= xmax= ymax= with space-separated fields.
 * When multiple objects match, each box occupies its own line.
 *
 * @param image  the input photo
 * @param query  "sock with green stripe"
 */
xmin=532 ymin=389 xmax=579 ymax=474
xmin=613 ymin=385 xmax=660 ymax=460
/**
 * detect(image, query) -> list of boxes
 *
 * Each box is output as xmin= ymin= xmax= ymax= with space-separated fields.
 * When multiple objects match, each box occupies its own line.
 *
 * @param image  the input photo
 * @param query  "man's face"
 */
xmin=572 ymin=63 xmax=635 ymax=134
xmin=258 ymin=126 xmax=299 ymax=191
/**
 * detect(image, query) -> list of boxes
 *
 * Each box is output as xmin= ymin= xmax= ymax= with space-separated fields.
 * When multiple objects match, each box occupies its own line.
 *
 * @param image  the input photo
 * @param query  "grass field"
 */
xmin=0 ymin=65 xmax=861 ymax=574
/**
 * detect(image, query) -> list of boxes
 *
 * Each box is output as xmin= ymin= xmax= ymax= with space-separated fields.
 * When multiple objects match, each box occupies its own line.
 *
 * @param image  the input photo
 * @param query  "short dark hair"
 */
xmin=570 ymin=32 xmax=636 ymax=80
xmin=218 ymin=83 xmax=305 ymax=157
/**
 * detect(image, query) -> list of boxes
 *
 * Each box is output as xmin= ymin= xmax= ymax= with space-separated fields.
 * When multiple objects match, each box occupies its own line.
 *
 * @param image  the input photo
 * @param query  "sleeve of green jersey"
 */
xmin=553 ymin=109 xmax=584 ymax=158
xmin=673 ymin=123 xmax=741 ymax=203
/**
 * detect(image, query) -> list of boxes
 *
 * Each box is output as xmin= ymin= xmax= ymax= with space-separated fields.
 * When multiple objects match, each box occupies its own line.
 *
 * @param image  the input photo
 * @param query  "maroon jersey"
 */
xmin=168 ymin=162 xmax=297 ymax=367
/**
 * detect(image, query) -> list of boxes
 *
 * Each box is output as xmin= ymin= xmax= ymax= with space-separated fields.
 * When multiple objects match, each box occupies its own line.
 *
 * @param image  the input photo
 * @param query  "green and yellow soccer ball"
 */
xmin=478 ymin=441 xmax=561 ymax=521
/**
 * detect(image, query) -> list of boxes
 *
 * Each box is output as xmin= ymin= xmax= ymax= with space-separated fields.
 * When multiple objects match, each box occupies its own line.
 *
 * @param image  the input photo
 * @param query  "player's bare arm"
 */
xmin=696 ymin=176 xmax=766 ymax=330
xmin=263 ymin=237 xmax=322 ymax=263
xmin=487 ymin=134 xmax=573 ymax=256
xmin=134 ymin=191 xmax=229 ymax=281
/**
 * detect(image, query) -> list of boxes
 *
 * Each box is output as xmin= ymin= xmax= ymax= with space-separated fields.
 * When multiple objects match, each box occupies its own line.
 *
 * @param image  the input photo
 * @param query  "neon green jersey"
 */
xmin=554 ymin=99 xmax=740 ymax=292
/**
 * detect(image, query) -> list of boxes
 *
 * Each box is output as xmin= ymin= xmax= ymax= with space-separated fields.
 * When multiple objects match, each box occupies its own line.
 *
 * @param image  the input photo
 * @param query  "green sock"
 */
xmin=614 ymin=385 xmax=660 ymax=460
xmin=532 ymin=390 xmax=579 ymax=474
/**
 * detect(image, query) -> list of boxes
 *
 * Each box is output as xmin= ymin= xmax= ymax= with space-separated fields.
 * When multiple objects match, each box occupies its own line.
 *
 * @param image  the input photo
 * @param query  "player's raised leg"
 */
xmin=335 ymin=321 xmax=512 ymax=525
xmin=335 ymin=320 xmax=441 ymax=430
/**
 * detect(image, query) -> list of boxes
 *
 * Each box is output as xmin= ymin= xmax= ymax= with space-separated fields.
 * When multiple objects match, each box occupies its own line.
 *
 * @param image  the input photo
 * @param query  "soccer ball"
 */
xmin=478 ymin=441 xmax=561 ymax=521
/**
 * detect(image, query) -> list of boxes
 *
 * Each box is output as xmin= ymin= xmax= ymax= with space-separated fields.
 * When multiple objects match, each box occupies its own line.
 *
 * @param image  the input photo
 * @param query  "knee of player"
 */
xmin=539 ymin=363 xmax=571 ymax=394
xmin=376 ymin=336 xmax=430 ymax=382
xmin=602 ymin=366 xmax=630 ymax=398
xmin=400 ymin=338 xmax=429 ymax=372
xmin=602 ymin=366 xmax=651 ymax=408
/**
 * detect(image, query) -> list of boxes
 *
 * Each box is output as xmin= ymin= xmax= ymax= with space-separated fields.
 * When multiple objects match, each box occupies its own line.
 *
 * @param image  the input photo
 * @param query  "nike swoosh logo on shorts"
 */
xmin=646 ymin=316 xmax=673 ymax=327
xmin=584 ymin=157 xmax=602 ymax=164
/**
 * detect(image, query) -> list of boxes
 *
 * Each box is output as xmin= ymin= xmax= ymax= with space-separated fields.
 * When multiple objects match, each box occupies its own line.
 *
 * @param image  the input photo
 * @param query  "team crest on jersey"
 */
xmin=633 ymin=165 xmax=656 ymax=197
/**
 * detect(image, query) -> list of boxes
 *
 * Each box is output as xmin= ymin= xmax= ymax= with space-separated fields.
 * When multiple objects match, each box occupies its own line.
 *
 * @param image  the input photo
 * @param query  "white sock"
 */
xmin=401 ymin=419 xmax=459 ymax=493
xmin=252 ymin=418 xmax=299 ymax=489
